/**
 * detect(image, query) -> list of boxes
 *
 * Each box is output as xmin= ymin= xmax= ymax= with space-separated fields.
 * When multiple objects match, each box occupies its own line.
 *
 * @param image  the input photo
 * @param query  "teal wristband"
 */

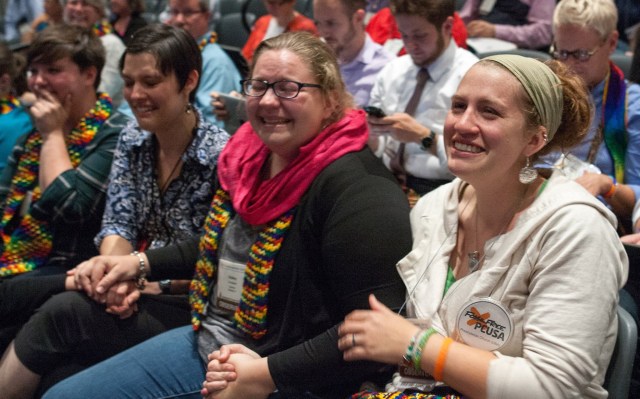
xmin=412 ymin=327 xmax=438 ymax=371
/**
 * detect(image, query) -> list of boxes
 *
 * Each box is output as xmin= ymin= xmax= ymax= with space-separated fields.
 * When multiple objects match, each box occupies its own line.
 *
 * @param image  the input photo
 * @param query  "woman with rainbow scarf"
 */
xmin=0 ymin=24 xmax=230 ymax=398
xmin=0 ymin=25 xmax=128 ymax=279
xmin=36 ymin=32 xmax=412 ymax=399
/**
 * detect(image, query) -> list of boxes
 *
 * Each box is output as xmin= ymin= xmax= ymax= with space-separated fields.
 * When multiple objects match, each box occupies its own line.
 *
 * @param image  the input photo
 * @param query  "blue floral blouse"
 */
xmin=95 ymin=110 xmax=229 ymax=251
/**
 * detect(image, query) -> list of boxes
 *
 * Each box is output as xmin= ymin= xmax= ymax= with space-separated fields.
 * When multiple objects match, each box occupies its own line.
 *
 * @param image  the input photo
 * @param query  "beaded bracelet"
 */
xmin=412 ymin=327 xmax=438 ymax=371
xmin=131 ymin=251 xmax=147 ymax=290
xmin=433 ymin=336 xmax=453 ymax=381
xmin=403 ymin=330 xmax=422 ymax=364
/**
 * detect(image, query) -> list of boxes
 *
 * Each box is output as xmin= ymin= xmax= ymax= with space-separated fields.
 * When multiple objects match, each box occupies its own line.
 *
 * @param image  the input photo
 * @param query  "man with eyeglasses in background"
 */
xmin=542 ymin=0 xmax=640 ymax=233
xmin=164 ymin=0 xmax=241 ymax=126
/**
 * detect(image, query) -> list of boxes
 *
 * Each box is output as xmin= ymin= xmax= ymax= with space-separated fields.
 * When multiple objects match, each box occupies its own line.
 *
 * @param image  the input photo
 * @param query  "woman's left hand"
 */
xmin=338 ymin=294 xmax=420 ymax=365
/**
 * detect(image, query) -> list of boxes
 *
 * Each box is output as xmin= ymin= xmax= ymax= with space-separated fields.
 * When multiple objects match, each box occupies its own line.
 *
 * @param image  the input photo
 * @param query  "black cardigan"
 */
xmin=146 ymin=148 xmax=412 ymax=398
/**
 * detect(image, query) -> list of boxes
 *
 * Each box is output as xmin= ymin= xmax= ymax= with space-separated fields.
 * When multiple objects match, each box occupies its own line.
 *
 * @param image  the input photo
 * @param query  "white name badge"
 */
xmin=214 ymin=259 xmax=246 ymax=312
xmin=456 ymin=298 xmax=513 ymax=351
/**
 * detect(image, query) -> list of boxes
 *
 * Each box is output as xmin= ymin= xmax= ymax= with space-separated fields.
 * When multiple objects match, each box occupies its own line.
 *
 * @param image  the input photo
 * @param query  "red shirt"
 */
xmin=366 ymin=9 xmax=468 ymax=56
xmin=242 ymin=13 xmax=318 ymax=63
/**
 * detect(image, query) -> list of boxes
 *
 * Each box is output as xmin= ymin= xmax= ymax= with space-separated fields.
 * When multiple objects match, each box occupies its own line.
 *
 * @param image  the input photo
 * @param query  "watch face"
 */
xmin=421 ymin=133 xmax=434 ymax=149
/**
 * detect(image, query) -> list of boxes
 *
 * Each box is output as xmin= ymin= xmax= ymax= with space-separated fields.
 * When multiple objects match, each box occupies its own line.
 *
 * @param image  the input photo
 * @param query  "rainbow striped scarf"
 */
xmin=189 ymin=188 xmax=295 ymax=339
xmin=0 ymin=95 xmax=20 ymax=115
xmin=601 ymin=61 xmax=628 ymax=183
xmin=198 ymin=31 xmax=218 ymax=51
xmin=0 ymin=93 xmax=112 ymax=276
xmin=92 ymin=20 xmax=113 ymax=37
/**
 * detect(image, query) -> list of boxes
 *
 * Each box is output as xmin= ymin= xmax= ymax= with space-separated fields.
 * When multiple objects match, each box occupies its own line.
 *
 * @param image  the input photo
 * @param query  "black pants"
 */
xmin=0 ymin=273 xmax=68 ymax=353
xmin=9 ymin=288 xmax=190 ymax=396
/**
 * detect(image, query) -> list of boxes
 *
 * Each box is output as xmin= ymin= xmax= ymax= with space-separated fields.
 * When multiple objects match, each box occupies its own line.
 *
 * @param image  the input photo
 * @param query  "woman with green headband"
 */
xmin=336 ymin=55 xmax=628 ymax=398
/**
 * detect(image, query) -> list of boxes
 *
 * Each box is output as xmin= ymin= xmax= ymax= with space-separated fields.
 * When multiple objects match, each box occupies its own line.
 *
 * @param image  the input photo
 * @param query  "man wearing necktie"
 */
xmin=368 ymin=0 xmax=477 ymax=199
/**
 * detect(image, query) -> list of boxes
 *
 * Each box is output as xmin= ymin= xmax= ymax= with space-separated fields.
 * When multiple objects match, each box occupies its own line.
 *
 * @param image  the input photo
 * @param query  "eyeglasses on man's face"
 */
xmin=168 ymin=8 xmax=204 ymax=18
xmin=240 ymin=79 xmax=322 ymax=99
xmin=550 ymin=43 xmax=602 ymax=62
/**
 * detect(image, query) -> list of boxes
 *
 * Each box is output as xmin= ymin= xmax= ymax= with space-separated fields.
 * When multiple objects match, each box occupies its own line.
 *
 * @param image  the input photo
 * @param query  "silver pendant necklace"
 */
xmin=468 ymin=250 xmax=481 ymax=272
xmin=468 ymin=206 xmax=480 ymax=271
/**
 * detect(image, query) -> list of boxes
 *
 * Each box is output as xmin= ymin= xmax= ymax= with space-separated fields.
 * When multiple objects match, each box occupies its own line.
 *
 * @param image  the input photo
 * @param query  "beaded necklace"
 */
xmin=0 ymin=93 xmax=112 ymax=276
xmin=189 ymin=188 xmax=295 ymax=339
xmin=92 ymin=20 xmax=113 ymax=37
xmin=198 ymin=31 xmax=218 ymax=51
xmin=0 ymin=95 xmax=20 ymax=115
xmin=351 ymin=391 xmax=461 ymax=398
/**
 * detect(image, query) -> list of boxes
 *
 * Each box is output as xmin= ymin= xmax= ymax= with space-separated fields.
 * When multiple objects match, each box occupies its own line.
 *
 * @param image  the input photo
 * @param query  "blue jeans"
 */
xmin=42 ymin=326 xmax=206 ymax=399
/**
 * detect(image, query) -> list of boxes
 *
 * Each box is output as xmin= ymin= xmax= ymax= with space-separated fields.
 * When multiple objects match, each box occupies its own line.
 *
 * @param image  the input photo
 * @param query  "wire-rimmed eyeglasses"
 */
xmin=240 ymin=79 xmax=322 ymax=99
xmin=550 ymin=43 xmax=602 ymax=62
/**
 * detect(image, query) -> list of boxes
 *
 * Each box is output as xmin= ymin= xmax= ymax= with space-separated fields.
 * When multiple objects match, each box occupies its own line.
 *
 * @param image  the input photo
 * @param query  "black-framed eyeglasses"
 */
xmin=550 ymin=43 xmax=601 ymax=62
xmin=240 ymin=79 xmax=322 ymax=99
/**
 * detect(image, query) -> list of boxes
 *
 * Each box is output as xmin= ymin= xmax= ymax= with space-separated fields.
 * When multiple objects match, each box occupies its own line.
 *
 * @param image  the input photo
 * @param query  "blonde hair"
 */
xmin=553 ymin=0 xmax=618 ymax=41
xmin=251 ymin=31 xmax=354 ymax=125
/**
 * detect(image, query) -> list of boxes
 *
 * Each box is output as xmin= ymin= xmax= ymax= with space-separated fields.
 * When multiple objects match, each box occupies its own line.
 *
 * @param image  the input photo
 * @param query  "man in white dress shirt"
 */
xmin=369 ymin=0 xmax=477 ymax=196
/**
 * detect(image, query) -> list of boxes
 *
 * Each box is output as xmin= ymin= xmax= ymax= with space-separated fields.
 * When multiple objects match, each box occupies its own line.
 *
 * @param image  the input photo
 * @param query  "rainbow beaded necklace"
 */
xmin=189 ymin=188 xmax=295 ymax=339
xmin=92 ymin=20 xmax=113 ymax=37
xmin=198 ymin=31 xmax=218 ymax=51
xmin=0 ymin=92 xmax=112 ymax=276
xmin=352 ymin=392 xmax=461 ymax=399
xmin=0 ymin=95 xmax=20 ymax=115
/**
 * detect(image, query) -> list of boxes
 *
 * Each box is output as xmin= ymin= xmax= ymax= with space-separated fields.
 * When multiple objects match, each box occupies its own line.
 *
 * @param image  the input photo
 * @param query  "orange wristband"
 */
xmin=603 ymin=180 xmax=617 ymax=199
xmin=433 ymin=337 xmax=453 ymax=381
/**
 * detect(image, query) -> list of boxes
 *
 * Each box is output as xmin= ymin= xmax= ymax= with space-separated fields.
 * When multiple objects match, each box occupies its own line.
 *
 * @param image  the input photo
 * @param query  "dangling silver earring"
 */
xmin=519 ymin=157 xmax=537 ymax=184
xmin=185 ymin=103 xmax=193 ymax=114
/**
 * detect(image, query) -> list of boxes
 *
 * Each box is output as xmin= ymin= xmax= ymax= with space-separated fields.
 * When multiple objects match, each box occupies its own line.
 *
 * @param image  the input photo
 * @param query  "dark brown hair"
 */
xmin=27 ymin=24 xmax=105 ymax=89
xmin=390 ymin=0 xmax=454 ymax=29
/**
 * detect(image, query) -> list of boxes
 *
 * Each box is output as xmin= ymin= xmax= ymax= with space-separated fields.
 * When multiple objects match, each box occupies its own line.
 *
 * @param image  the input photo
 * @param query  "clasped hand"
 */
xmin=201 ymin=344 xmax=273 ymax=399
xmin=67 ymin=254 xmax=142 ymax=318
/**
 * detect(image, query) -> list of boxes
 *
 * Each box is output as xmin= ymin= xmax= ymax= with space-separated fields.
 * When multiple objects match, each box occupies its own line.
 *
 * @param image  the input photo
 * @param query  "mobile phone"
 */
xmin=217 ymin=92 xmax=247 ymax=134
xmin=364 ymin=106 xmax=386 ymax=118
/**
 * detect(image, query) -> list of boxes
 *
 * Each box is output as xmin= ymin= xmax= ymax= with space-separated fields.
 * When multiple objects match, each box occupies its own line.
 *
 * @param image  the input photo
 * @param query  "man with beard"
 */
xmin=368 ymin=0 xmax=477 ymax=199
xmin=314 ymin=0 xmax=394 ymax=107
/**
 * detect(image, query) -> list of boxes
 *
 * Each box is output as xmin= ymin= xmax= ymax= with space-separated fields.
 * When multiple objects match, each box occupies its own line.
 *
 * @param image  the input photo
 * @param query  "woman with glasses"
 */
xmin=40 ymin=31 xmax=412 ymax=399
xmin=0 ymin=24 xmax=230 ymax=399
xmin=241 ymin=0 xmax=317 ymax=63
xmin=542 ymin=0 xmax=640 ymax=233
